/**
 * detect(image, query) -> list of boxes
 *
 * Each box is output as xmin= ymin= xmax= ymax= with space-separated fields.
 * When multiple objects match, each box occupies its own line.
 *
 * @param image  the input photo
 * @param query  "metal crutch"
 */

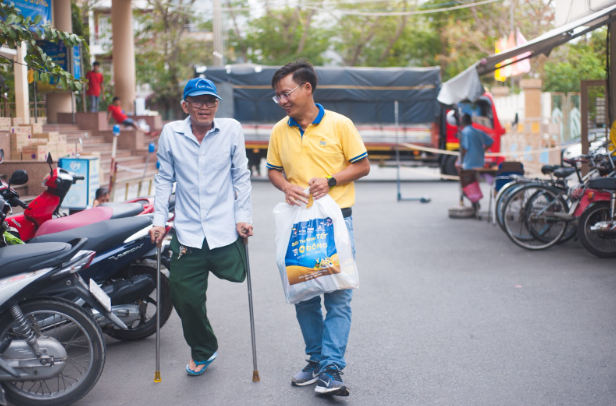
xmin=154 ymin=240 xmax=162 ymax=383
xmin=243 ymin=238 xmax=260 ymax=382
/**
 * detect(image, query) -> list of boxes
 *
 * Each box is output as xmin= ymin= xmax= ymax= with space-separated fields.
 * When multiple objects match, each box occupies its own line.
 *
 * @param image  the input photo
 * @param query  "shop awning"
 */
xmin=438 ymin=4 xmax=616 ymax=105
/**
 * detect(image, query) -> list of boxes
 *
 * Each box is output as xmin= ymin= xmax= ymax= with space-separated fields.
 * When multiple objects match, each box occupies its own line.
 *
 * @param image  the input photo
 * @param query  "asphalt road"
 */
xmin=75 ymin=181 xmax=616 ymax=406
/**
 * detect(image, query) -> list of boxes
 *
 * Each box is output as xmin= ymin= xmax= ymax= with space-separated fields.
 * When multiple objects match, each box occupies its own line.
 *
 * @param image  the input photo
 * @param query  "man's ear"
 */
xmin=305 ymin=82 xmax=313 ymax=95
xmin=181 ymin=101 xmax=190 ymax=114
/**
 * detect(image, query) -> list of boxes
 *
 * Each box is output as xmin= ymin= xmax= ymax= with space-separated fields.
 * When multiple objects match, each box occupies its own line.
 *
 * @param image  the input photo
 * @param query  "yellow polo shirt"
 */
xmin=266 ymin=104 xmax=368 ymax=208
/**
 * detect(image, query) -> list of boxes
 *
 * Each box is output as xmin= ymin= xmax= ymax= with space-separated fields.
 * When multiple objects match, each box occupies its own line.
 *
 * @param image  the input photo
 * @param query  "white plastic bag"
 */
xmin=273 ymin=191 xmax=359 ymax=304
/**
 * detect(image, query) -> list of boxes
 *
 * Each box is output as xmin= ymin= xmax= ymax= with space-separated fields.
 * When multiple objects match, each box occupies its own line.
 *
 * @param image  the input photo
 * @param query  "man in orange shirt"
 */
xmin=86 ymin=61 xmax=104 ymax=112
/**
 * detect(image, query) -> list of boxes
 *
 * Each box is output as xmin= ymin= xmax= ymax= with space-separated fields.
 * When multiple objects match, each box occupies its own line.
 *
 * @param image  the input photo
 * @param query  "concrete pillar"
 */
xmin=111 ymin=0 xmax=136 ymax=114
xmin=47 ymin=0 xmax=73 ymax=123
xmin=14 ymin=43 xmax=30 ymax=123
xmin=520 ymin=79 xmax=542 ymax=119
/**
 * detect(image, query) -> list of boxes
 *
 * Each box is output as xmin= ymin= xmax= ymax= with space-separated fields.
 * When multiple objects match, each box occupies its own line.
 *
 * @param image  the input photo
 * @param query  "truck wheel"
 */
xmin=441 ymin=155 xmax=458 ymax=177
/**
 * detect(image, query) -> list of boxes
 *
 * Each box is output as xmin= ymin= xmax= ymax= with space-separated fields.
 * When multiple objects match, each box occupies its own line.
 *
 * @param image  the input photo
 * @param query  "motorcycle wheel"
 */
xmin=105 ymin=265 xmax=173 ymax=341
xmin=577 ymin=202 xmax=616 ymax=258
xmin=0 ymin=298 xmax=105 ymax=406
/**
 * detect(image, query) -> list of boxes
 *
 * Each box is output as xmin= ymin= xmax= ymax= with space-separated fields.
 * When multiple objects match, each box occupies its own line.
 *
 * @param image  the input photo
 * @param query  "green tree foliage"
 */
xmin=232 ymin=5 xmax=331 ymax=65
xmin=0 ymin=2 xmax=86 ymax=91
xmin=330 ymin=0 xmax=440 ymax=67
xmin=134 ymin=0 xmax=211 ymax=119
xmin=543 ymin=28 xmax=607 ymax=93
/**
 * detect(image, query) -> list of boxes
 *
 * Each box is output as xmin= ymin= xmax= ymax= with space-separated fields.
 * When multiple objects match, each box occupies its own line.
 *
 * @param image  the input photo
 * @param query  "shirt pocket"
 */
xmin=209 ymin=152 xmax=229 ymax=169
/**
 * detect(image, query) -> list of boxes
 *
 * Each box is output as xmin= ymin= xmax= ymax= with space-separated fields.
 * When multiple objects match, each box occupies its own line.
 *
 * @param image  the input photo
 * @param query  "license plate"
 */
xmin=89 ymin=279 xmax=112 ymax=313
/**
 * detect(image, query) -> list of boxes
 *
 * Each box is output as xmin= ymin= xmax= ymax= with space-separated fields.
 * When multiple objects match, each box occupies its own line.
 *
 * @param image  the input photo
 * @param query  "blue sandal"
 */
xmin=186 ymin=352 xmax=217 ymax=376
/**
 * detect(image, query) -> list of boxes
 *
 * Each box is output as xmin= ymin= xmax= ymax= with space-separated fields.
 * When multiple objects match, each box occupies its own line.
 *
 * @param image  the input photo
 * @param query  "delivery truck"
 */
xmin=195 ymin=64 xmax=505 ymax=176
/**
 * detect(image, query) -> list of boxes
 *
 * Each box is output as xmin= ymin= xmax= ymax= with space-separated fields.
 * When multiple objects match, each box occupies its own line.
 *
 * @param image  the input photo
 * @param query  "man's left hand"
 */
xmin=309 ymin=177 xmax=330 ymax=200
xmin=237 ymin=222 xmax=254 ymax=238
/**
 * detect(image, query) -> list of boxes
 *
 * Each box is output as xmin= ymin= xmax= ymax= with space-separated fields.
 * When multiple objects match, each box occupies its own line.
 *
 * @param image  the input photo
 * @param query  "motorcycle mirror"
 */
xmin=47 ymin=153 xmax=54 ymax=175
xmin=8 ymin=169 xmax=28 ymax=186
xmin=0 ymin=149 xmax=3 ymax=164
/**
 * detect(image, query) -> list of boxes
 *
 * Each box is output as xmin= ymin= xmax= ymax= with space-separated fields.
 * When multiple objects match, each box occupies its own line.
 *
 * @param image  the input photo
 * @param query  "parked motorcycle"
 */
xmin=28 ymin=216 xmax=174 ymax=341
xmin=0 ymin=151 xmax=173 ymax=341
xmin=0 ymin=197 xmax=125 ymax=405
xmin=577 ymin=176 xmax=616 ymax=258
xmin=1 ymin=154 xmax=151 ymax=241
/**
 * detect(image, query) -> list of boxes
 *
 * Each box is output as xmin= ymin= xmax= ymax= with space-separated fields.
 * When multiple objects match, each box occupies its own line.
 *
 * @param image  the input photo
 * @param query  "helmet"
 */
xmin=446 ymin=110 xmax=458 ymax=127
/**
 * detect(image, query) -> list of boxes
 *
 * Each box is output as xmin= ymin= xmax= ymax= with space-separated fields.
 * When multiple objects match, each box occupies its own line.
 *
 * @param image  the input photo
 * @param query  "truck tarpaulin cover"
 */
xmin=198 ymin=65 xmax=441 ymax=124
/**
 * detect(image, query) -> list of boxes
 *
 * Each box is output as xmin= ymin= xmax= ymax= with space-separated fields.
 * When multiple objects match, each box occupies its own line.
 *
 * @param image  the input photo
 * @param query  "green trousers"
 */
xmin=169 ymin=235 xmax=246 ymax=362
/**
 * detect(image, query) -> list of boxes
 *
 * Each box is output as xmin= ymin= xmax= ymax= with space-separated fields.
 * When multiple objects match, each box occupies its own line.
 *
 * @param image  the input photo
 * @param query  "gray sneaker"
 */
xmin=315 ymin=365 xmax=349 ymax=396
xmin=291 ymin=360 xmax=320 ymax=386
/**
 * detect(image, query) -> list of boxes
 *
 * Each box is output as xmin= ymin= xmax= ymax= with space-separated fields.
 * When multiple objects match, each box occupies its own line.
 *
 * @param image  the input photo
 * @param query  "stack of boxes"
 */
xmin=0 ymin=117 xmax=83 ymax=161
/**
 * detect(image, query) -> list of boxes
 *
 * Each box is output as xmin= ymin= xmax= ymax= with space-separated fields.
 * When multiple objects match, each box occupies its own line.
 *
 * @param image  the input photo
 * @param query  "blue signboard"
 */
xmin=37 ymin=41 xmax=67 ymax=85
xmin=73 ymin=45 xmax=81 ymax=80
xmin=10 ymin=0 xmax=52 ymax=25
xmin=36 ymin=41 xmax=81 ymax=86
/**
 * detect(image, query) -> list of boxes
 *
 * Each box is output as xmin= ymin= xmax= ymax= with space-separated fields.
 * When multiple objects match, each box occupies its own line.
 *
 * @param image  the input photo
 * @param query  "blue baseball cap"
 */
xmin=183 ymin=78 xmax=222 ymax=101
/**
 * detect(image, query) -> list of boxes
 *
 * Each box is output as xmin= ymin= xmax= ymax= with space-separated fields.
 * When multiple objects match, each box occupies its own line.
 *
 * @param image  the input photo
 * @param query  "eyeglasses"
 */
xmin=186 ymin=98 xmax=218 ymax=109
xmin=272 ymin=83 xmax=305 ymax=104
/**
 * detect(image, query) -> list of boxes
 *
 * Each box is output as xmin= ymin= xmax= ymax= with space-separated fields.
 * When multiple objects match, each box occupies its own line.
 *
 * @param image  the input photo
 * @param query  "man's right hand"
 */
xmin=283 ymin=184 xmax=309 ymax=206
xmin=149 ymin=226 xmax=166 ymax=246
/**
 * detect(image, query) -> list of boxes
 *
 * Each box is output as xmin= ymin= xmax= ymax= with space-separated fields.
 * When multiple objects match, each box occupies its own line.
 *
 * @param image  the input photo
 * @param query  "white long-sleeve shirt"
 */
xmin=153 ymin=116 xmax=252 ymax=249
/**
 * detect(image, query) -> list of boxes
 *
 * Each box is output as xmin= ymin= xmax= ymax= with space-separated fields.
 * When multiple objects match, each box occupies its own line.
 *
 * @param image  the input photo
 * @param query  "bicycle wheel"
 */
xmin=496 ymin=182 xmax=527 ymax=231
xmin=503 ymin=185 xmax=566 ymax=249
xmin=577 ymin=202 xmax=616 ymax=258
xmin=524 ymin=187 xmax=572 ymax=245
xmin=501 ymin=185 xmax=538 ymax=243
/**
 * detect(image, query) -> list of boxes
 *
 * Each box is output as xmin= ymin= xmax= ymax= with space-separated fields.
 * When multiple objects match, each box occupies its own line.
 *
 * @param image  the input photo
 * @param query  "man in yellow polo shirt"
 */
xmin=267 ymin=60 xmax=370 ymax=397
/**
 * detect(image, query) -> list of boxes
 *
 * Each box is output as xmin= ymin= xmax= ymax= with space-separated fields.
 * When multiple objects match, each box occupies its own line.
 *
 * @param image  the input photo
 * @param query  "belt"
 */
xmin=341 ymin=207 xmax=352 ymax=218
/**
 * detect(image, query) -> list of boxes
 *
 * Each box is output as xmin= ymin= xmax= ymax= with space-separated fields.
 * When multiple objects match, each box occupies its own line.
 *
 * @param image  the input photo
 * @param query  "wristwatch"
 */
xmin=327 ymin=176 xmax=337 ymax=188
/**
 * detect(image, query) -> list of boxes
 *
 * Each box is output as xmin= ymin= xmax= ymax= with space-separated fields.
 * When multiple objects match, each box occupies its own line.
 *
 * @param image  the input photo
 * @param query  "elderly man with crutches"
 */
xmin=149 ymin=77 xmax=258 ymax=378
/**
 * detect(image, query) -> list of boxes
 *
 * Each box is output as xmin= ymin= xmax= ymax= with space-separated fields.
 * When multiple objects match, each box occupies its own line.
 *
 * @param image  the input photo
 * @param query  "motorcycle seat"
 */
xmin=29 ymin=216 xmax=153 ymax=254
xmin=34 ymin=207 xmax=114 ymax=238
xmin=553 ymin=167 xmax=576 ymax=178
xmin=0 ymin=242 xmax=71 ymax=277
xmin=100 ymin=202 xmax=146 ymax=218
xmin=588 ymin=177 xmax=616 ymax=191
xmin=541 ymin=165 xmax=557 ymax=175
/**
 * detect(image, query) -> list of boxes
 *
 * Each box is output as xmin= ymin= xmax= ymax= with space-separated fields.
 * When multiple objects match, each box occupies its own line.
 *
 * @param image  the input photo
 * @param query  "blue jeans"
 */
xmin=295 ymin=216 xmax=356 ymax=371
xmin=89 ymin=95 xmax=99 ymax=112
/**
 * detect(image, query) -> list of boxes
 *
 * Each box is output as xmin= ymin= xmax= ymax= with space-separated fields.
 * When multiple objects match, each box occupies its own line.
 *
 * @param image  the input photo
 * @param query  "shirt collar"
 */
xmin=178 ymin=116 xmax=220 ymax=141
xmin=287 ymin=103 xmax=325 ymax=128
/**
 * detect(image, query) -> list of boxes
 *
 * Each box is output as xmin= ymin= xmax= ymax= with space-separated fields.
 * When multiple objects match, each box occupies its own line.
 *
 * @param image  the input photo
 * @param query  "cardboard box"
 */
xmin=30 ymin=117 xmax=47 ymax=125
xmin=10 ymin=126 xmax=30 ymax=135
xmin=11 ymin=117 xmax=23 ymax=126
xmin=65 ymin=143 xmax=76 ymax=158
xmin=21 ymin=144 xmax=51 ymax=161
xmin=0 ymin=123 xmax=10 ymax=132
xmin=55 ymin=141 xmax=68 ymax=158
xmin=32 ymin=132 xmax=66 ymax=143
xmin=20 ymin=123 xmax=44 ymax=134
xmin=10 ymin=133 xmax=32 ymax=159
xmin=0 ymin=132 xmax=10 ymax=159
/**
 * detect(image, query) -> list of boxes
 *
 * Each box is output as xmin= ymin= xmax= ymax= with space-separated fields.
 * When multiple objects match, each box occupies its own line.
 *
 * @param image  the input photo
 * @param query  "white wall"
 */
xmin=555 ymin=0 xmax=616 ymax=26
xmin=493 ymin=92 xmax=552 ymax=126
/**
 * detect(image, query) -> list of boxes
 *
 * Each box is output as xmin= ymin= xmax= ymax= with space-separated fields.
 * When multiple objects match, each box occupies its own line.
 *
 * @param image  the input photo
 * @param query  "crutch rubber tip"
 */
xmin=154 ymin=371 xmax=161 ymax=383
xmin=252 ymin=371 xmax=260 ymax=382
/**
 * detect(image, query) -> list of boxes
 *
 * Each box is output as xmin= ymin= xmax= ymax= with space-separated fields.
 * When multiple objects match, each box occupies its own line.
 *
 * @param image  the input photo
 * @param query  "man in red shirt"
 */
xmin=107 ymin=96 xmax=150 ymax=134
xmin=86 ymin=61 xmax=104 ymax=112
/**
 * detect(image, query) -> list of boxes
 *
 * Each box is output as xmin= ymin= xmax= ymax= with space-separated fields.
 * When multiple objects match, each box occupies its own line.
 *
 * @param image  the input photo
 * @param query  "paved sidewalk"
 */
xmin=76 ymin=181 xmax=616 ymax=406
